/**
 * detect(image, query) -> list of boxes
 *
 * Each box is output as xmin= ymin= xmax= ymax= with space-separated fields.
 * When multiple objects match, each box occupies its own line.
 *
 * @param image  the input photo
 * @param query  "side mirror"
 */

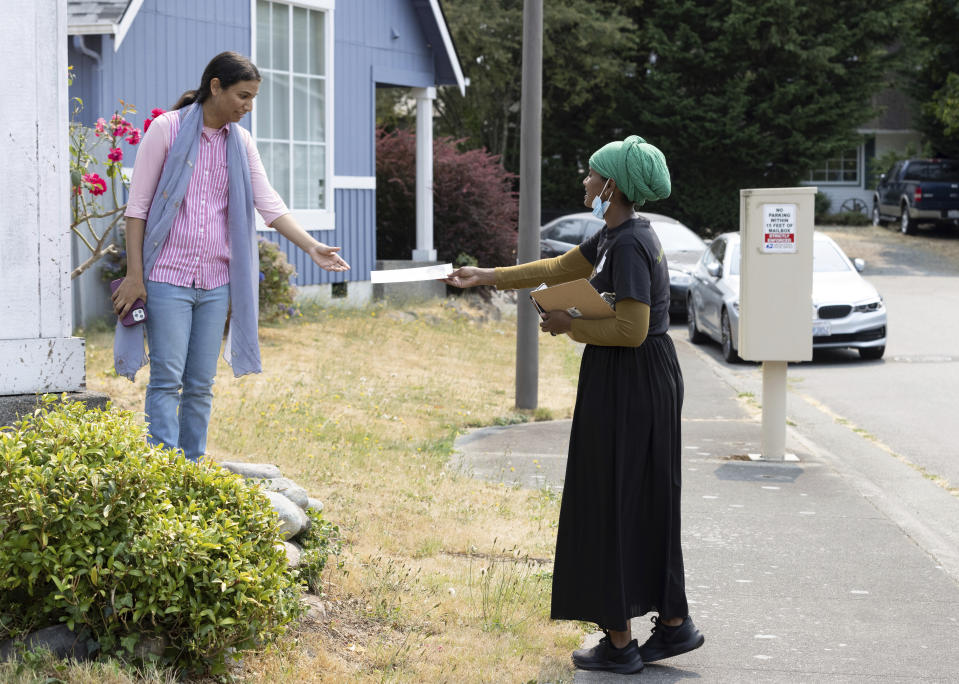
xmin=853 ymin=258 xmax=865 ymax=273
xmin=707 ymin=262 xmax=722 ymax=278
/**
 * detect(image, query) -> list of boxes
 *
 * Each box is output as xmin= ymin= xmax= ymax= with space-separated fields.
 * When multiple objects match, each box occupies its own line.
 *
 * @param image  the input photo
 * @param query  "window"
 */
xmin=808 ymin=148 xmax=860 ymax=185
xmin=254 ymin=0 xmax=333 ymax=229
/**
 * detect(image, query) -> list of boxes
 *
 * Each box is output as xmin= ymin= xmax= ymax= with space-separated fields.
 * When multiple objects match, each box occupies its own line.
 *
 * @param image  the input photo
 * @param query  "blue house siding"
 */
xmin=333 ymin=0 xmax=437 ymax=178
xmin=262 ymin=188 xmax=375 ymax=284
xmin=70 ymin=0 xmax=251 ymax=136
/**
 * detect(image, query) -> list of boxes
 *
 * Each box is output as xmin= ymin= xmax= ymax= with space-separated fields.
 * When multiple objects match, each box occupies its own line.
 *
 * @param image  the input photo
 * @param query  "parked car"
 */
xmin=686 ymin=232 xmax=887 ymax=362
xmin=539 ymin=211 xmax=707 ymax=319
xmin=872 ymin=158 xmax=959 ymax=234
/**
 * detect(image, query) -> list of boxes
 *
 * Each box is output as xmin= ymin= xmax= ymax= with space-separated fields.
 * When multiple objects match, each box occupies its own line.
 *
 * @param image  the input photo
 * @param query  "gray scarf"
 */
xmin=113 ymin=102 xmax=261 ymax=380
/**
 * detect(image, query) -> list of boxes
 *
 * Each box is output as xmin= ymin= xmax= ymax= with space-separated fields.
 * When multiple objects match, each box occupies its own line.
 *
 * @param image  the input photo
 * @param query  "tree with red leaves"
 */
xmin=375 ymin=128 xmax=518 ymax=267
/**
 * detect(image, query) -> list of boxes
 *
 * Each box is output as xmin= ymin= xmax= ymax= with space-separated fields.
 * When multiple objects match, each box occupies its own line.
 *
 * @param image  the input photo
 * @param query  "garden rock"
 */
xmin=264 ymin=490 xmax=309 ymax=540
xmin=0 ymin=625 xmax=92 ymax=662
xmin=279 ymin=541 xmax=302 ymax=568
xmin=133 ymin=634 xmax=168 ymax=661
xmin=307 ymin=497 xmax=324 ymax=512
xmin=260 ymin=476 xmax=309 ymax=509
xmin=219 ymin=461 xmax=282 ymax=479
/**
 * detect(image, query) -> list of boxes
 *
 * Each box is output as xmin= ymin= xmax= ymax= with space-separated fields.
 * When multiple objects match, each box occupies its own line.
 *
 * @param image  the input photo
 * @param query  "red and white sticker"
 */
xmin=762 ymin=204 xmax=797 ymax=253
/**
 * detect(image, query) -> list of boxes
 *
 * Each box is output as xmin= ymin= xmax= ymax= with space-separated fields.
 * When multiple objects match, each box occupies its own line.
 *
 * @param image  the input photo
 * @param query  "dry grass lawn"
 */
xmin=70 ymin=294 xmax=588 ymax=682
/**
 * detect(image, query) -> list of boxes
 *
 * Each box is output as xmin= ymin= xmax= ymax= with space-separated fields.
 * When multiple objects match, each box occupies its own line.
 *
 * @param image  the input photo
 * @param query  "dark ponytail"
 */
xmin=172 ymin=51 xmax=261 ymax=110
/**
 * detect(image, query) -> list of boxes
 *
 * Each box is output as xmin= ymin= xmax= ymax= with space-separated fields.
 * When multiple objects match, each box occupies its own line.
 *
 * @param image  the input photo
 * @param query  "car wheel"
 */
xmin=721 ymin=308 xmax=740 ymax=363
xmin=900 ymin=204 xmax=915 ymax=235
xmin=859 ymin=346 xmax=885 ymax=360
xmin=687 ymin=297 xmax=707 ymax=344
xmin=872 ymin=203 xmax=884 ymax=227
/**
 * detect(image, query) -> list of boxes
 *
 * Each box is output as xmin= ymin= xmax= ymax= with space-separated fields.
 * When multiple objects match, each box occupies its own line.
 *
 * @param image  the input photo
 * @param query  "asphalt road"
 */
xmin=684 ymin=224 xmax=959 ymax=492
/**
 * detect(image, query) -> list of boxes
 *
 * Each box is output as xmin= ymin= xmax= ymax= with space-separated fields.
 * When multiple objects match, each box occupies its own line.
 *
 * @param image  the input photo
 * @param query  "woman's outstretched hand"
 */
xmin=309 ymin=243 xmax=350 ymax=272
xmin=444 ymin=266 xmax=495 ymax=289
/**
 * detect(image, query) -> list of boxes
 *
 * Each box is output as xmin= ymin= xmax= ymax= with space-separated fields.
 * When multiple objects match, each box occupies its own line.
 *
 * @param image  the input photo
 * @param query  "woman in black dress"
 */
xmin=445 ymin=136 xmax=703 ymax=674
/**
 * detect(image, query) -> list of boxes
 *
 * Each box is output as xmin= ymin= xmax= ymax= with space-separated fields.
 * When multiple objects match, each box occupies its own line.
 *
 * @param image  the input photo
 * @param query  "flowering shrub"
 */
xmin=375 ymin=128 xmax=518 ymax=266
xmin=68 ymin=67 xmax=164 ymax=280
xmin=258 ymin=239 xmax=300 ymax=322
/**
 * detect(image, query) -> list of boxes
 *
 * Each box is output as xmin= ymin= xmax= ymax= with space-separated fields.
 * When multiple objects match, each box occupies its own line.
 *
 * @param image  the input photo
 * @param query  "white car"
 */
xmin=539 ymin=211 xmax=707 ymax=319
xmin=686 ymin=232 xmax=887 ymax=361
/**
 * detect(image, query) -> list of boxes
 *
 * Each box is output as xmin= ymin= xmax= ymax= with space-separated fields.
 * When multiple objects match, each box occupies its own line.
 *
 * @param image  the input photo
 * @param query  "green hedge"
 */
xmin=0 ymin=398 xmax=303 ymax=672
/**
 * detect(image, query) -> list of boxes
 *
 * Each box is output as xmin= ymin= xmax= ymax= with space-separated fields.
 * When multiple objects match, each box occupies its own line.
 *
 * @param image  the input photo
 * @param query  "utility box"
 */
xmin=738 ymin=187 xmax=817 ymax=362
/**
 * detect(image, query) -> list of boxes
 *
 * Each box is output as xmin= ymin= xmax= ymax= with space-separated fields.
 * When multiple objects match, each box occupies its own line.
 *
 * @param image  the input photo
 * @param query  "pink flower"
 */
xmin=107 ymin=147 xmax=123 ymax=162
xmin=94 ymin=117 xmax=106 ymax=137
xmin=143 ymin=108 xmax=165 ymax=134
xmin=125 ymin=128 xmax=141 ymax=145
xmin=82 ymin=173 xmax=107 ymax=196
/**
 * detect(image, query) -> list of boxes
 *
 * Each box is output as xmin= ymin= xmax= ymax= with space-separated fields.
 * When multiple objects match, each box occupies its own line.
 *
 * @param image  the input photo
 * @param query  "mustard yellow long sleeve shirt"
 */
xmin=493 ymin=247 xmax=651 ymax=347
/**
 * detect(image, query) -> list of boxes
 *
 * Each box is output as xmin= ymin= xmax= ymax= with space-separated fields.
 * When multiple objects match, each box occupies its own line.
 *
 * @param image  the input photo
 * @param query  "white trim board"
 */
xmin=333 ymin=176 xmax=375 ymax=190
xmin=426 ymin=0 xmax=465 ymax=96
xmin=114 ymin=0 xmax=145 ymax=51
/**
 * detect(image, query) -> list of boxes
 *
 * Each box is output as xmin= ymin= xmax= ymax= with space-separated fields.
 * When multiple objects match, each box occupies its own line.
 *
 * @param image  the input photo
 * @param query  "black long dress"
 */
xmin=549 ymin=216 xmax=688 ymax=631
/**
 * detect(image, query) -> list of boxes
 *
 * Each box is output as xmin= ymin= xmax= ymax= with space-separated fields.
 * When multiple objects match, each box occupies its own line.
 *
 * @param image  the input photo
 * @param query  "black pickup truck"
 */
xmin=872 ymin=159 xmax=959 ymax=234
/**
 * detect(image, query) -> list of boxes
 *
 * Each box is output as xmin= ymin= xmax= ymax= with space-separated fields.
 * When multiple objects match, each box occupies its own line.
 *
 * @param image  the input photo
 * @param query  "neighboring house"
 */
xmin=802 ymin=88 xmax=922 ymax=214
xmin=67 ymin=0 xmax=464 ymax=310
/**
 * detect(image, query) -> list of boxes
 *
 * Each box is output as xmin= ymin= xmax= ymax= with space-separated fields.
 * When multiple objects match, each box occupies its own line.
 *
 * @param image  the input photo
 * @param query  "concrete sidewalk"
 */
xmin=452 ymin=334 xmax=959 ymax=682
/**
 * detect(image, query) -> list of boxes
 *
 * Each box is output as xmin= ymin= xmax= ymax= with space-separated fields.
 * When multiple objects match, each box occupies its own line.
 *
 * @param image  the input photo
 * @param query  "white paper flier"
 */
xmin=369 ymin=263 xmax=454 ymax=284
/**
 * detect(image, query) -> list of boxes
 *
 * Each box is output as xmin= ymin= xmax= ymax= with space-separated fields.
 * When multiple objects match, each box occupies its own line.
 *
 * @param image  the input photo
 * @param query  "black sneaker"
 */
xmin=571 ymin=631 xmax=644 ymax=674
xmin=638 ymin=616 xmax=705 ymax=663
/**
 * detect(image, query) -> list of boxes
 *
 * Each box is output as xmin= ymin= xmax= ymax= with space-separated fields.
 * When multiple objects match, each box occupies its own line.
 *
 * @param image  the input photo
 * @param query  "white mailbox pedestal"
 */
xmin=739 ymin=187 xmax=816 ymax=460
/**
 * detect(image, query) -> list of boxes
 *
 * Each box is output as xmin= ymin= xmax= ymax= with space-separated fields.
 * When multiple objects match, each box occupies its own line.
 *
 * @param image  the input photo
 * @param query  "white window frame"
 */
xmin=807 ymin=146 xmax=862 ymax=186
xmin=251 ymin=0 xmax=336 ymax=231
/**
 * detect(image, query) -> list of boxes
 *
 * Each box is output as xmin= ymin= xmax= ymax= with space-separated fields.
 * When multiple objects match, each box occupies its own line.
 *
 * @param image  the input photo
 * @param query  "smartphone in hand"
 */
xmin=110 ymin=278 xmax=147 ymax=327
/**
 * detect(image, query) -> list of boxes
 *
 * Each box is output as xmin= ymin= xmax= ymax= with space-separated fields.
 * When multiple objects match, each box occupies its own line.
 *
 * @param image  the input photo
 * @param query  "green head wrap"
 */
xmin=588 ymin=135 xmax=671 ymax=206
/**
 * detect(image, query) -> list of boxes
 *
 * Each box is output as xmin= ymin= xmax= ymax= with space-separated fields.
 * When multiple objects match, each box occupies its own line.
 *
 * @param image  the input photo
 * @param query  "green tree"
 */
xmin=622 ymin=0 xmax=913 ymax=231
xmin=437 ymin=0 xmax=639 ymax=213
xmin=910 ymin=0 xmax=959 ymax=156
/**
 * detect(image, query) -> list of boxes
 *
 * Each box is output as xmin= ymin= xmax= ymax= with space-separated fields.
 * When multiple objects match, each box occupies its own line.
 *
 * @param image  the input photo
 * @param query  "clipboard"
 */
xmin=530 ymin=279 xmax=615 ymax=319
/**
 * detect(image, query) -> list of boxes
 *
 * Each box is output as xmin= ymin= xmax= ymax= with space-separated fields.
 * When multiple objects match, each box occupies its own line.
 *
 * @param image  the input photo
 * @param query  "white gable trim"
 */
xmin=428 ymin=0 xmax=465 ymax=96
xmin=113 ymin=0 xmax=144 ymax=51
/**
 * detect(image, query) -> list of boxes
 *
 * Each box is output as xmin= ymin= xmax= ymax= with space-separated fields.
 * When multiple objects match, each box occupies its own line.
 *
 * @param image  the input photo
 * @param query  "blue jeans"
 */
xmin=144 ymin=281 xmax=230 ymax=461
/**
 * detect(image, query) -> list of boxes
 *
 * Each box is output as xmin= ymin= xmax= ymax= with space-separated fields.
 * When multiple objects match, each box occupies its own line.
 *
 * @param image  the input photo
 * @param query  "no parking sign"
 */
xmin=762 ymin=204 xmax=797 ymax=253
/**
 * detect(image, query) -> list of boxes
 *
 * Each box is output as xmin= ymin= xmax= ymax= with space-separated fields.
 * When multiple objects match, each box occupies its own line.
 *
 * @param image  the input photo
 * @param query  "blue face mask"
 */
xmin=591 ymin=179 xmax=612 ymax=219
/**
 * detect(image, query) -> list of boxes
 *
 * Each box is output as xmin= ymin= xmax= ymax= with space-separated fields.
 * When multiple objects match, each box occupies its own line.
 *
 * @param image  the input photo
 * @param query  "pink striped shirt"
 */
xmin=125 ymin=109 xmax=289 ymax=289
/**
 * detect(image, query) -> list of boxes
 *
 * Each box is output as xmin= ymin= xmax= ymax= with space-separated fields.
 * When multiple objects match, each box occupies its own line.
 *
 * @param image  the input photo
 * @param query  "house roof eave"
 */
xmin=412 ymin=0 xmax=466 ymax=96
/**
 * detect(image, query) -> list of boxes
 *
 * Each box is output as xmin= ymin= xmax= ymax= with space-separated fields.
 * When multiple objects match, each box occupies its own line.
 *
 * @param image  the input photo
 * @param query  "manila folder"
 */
xmin=530 ymin=279 xmax=614 ymax=319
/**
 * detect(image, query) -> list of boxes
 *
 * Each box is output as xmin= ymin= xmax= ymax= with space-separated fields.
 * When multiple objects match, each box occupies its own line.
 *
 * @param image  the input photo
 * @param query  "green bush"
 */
xmin=820 ymin=210 xmax=871 ymax=226
xmin=258 ymin=238 xmax=299 ymax=322
xmin=0 ymin=397 xmax=303 ymax=672
xmin=294 ymin=509 xmax=340 ymax=595
xmin=814 ymin=192 xmax=832 ymax=222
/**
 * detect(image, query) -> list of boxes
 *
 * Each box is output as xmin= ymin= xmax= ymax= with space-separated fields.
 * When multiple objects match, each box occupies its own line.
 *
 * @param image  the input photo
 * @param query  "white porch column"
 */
xmin=0 ymin=0 xmax=85 ymax=395
xmin=411 ymin=87 xmax=437 ymax=261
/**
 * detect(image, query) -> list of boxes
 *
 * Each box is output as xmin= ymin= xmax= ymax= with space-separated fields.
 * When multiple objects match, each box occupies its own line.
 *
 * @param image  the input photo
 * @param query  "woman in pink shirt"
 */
xmin=112 ymin=51 xmax=348 ymax=462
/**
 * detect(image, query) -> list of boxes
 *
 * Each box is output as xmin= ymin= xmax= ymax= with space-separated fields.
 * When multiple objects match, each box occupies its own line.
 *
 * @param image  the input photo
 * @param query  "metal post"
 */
xmin=761 ymin=360 xmax=788 ymax=461
xmin=515 ymin=0 xmax=543 ymax=410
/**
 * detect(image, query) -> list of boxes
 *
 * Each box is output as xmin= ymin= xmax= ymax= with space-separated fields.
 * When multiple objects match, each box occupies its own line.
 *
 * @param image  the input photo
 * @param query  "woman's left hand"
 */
xmin=309 ymin=243 xmax=350 ymax=272
xmin=540 ymin=310 xmax=573 ymax=335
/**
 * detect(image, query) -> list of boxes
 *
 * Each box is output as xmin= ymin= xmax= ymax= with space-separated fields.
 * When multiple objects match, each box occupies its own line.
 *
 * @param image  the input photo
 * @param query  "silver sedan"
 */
xmin=686 ymin=232 xmax=887 ymax=362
